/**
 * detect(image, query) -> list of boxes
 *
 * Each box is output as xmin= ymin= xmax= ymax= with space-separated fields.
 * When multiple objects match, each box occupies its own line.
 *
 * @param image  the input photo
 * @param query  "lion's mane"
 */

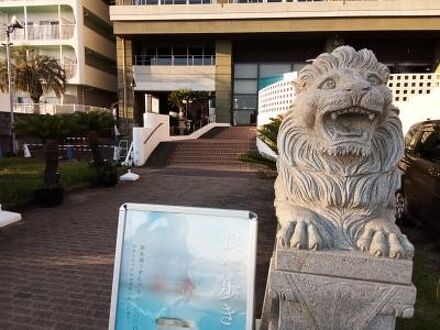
xmin=277 ymin=46 xmax=404 ymax=234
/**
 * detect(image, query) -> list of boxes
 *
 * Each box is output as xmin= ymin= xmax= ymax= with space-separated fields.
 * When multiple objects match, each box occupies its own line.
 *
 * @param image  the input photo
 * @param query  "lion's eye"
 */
xmin=319 ymin=78 xmax=336 ymax=90
xmin=366 ymin=73 xmax=382 ymax=86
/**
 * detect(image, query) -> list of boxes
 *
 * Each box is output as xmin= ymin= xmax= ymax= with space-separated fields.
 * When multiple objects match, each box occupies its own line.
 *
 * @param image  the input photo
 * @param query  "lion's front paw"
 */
xmin=356 ymin=223 xmax=414 ymax=259
xmin=278 ymin=220 xmax=331 ymax=251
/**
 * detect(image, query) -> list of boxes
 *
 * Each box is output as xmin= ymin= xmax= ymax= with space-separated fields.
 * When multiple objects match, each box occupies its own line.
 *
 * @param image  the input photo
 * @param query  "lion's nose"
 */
xmin=344 ymin=85 xmax=371 ymax=93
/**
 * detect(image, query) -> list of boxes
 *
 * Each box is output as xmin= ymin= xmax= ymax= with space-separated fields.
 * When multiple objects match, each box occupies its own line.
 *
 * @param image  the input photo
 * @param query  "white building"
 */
xmin=0 ymin=0 xmax=117 ymax=113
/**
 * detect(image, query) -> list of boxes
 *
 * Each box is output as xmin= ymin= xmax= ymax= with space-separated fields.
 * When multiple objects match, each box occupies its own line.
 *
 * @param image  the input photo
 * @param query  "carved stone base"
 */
xmin=261 ymin=249 xmax=416 ymax=330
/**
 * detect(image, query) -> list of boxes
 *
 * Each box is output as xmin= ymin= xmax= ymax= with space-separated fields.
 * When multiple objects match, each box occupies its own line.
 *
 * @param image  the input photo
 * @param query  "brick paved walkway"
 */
xmin=0 ymin=168 xmax=277 ymax=329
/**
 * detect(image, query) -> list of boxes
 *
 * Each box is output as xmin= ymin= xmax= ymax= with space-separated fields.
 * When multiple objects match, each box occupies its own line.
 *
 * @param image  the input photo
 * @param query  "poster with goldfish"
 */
xmin=109 ymin=203 xmax=257 ymax=330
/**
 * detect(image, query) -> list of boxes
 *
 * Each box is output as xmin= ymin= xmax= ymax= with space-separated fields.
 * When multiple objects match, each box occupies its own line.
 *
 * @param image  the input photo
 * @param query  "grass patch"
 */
xmin=397 ymin=225 xmax=440 ymax=329
xmin=0 ymin=157 xmax=96 ymax=206
xmin=240 ymin=151 xmax=277 ymax=170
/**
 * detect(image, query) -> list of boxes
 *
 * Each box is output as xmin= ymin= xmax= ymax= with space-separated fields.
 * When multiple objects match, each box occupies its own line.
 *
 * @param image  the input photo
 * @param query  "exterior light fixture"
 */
xmin=4 ymin=15 xmax=24 ymax=155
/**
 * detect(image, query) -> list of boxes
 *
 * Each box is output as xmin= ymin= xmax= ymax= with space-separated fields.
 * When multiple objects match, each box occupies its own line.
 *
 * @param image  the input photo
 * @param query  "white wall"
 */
xmin=132 ymin=112 xmax=170 ymax=166
xmin=396 ymin=88 xmax=440 ymax=135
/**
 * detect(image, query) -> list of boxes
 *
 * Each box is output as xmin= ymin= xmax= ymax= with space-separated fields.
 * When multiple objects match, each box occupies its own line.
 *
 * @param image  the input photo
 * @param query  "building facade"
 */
xmin=0 ymin=0 xmax=117 ymax=112
xmin=110 ymin=0 xmax=440 ymax=127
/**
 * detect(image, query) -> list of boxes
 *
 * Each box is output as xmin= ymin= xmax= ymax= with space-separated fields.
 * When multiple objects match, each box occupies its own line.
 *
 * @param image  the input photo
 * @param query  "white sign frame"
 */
xmin=109 ymin=203 xmax=258 ymax=330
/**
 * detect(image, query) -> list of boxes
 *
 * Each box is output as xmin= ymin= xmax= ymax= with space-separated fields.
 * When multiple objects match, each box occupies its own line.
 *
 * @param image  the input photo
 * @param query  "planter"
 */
xmin=33 ymin=186 xmax=64 ymax=207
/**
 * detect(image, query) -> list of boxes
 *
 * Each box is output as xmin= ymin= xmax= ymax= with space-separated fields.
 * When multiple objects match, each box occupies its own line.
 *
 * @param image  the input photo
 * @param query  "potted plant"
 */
xmin=70 ymin=110 xmax=118 ymax=187
xmin=15 ymin=114 xmax=70 ymax=206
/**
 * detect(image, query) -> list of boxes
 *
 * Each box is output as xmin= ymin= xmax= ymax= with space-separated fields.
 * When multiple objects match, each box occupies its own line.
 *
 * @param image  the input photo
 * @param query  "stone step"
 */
xmin=167 ymin=163 xmax=257 ymax=172
xmin=147 ymin=127 xmax=258 ymax=170
xmin=201 ymin=126 xmax=257 ymax=140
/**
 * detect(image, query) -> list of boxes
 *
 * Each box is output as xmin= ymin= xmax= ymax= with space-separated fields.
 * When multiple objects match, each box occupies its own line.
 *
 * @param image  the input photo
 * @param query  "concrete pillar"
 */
xmin=215 ymin=40 xmax=233 ymax=124
xmin=116 ymin=36 xmax=134 ymax=131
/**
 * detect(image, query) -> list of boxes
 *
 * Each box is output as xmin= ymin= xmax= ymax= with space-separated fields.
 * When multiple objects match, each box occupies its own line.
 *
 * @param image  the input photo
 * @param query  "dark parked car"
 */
xmin=397 ymin=120 xmax=440 ymax=232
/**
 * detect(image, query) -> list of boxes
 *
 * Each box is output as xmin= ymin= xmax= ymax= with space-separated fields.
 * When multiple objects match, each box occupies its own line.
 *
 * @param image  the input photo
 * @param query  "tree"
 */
xmin=0 ymin=48 xmax=67 ymax=113
xmin=69 ymin=110 xmax=115 ymax=167
xmin=14 ymin=114 xmax=70 ymax=188
xmin=239 ymin=116 xmax=282 ymax=171
xmin=257 ymin=115 xmax=282 ymax=154
xmin=168 ymin=89 xmax=211 ymax=119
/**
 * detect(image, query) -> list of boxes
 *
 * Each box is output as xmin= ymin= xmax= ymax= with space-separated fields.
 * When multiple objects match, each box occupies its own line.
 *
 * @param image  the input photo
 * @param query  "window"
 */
xmin=233 ymin=95 xmax=257 ymax=110
xmin=234 ymin=80 xmax=257 ymax=94
xmin=234 ymin=64 xmax=258 ymax=79
xmin=405 ymin=128 xmax=420 ymax=155
xmin=418 ymin=130 xmax=440 ymax=164
xmin=259 ymin=64 xmax=291 ymax=78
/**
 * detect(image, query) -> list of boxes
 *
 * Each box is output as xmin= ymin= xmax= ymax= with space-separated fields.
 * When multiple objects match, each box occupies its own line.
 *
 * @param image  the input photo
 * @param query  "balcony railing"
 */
xmin=134 ymin=55 xmax=215 ymax=66
xmin=27 ymin=23 xmax=75 ymax=40
xmin=0 ymin=23 xmax=75 ymax=41
xmin=9 ymin=104 xmax=111 ymax=115
xmin=112 ymin=0 xmax=379 ymax=5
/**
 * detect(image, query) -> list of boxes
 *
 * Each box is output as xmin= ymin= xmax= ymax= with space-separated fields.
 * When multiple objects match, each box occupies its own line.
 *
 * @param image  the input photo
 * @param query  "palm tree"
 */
xmin=0 ymin=48 xmax=67 ymax=113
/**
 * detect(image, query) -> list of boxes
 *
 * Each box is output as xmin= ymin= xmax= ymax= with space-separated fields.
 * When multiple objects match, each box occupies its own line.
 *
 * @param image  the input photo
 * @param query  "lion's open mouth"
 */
xmin=323 ymin=107 xmax=379 ymax=140
xmin=320 ymin=106 xmax=380 ymax=156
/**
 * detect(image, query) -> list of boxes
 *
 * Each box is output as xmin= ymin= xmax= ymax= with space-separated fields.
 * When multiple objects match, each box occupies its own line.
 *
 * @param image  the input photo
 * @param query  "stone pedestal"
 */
xmin=0 ymin=204 xmax=21 ymax=228
xmin=261 ymin=248 xmax=416 ymax=330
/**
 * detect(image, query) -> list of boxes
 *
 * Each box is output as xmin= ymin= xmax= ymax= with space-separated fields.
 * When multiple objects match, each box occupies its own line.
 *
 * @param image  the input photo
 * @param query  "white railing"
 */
xmin=134 ymin=55 xmax=215 ymax=66
xmin=9 ymin=103 xmax=111 ymax=115
xmin=387 ymin=73 xmax=440 ymax=103
xmin=0 ymin=23 xmax=75 ymax=41
xmin=114 ymin=0 xmax=379 ymax=4
xmin=62 ymin=57 xmax=77 ymax=78
xmin=27 ymin=23 xmax=75 ymax=40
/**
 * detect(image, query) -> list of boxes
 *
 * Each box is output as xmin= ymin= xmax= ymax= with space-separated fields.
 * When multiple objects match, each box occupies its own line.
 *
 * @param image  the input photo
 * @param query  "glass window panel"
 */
xmin=233 ymin=110 xmax=257 ymax=125
xmin=157 ymin=56 xmax=172 ymax=65
xmin=233 ymin=95 xmax=257 ymax=110
xmin=234 ymin=80 xmax=257 ymax=94
xmin=174 ymin=56 xmax=188 ymax=66
xmin=259 ymin=63 xmax=291 ymax=78
xmin=189 ymin=0 xmax=201 ymax=3
xmin=203 ymin=56 xmax=215 ymax=65
xmin=234 ymin=64 xmax=258 ymax=79
xmin=418 ymin=131 xmax=440 ymax=163
xmin=173 ymin=0 xmax=187 ymax=4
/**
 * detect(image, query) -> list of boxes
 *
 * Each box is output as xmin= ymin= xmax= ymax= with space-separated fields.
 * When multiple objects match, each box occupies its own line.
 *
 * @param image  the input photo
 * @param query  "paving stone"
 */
xmin=0 ymin=167 xmax=277 ymax=329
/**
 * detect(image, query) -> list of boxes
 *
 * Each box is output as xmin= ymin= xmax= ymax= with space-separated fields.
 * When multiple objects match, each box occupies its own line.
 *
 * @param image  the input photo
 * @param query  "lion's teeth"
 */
xmin=331 ymin=113 xmax=337 ymax=120
xmin=368 ymin=113 xmax=375 ymax=120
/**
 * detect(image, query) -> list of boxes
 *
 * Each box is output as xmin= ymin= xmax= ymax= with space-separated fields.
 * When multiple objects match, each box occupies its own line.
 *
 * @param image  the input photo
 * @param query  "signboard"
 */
xmin=109 ymin=203 xmax=258 ymax=330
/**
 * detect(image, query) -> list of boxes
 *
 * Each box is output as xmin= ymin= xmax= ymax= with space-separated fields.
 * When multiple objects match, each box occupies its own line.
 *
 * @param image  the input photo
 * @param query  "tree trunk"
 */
xmin=88 ymin=131 xmax=104 ymax=167
xmin=32 ymin=97 xmax=41 ymax=114
xmin=44 ymin=139 xmax=59 ymax=188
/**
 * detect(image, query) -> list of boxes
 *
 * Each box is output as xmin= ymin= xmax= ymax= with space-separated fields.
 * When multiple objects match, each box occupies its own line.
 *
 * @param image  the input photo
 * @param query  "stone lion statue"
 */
xmin=275 ymin=46 xmax=414 ymax=259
